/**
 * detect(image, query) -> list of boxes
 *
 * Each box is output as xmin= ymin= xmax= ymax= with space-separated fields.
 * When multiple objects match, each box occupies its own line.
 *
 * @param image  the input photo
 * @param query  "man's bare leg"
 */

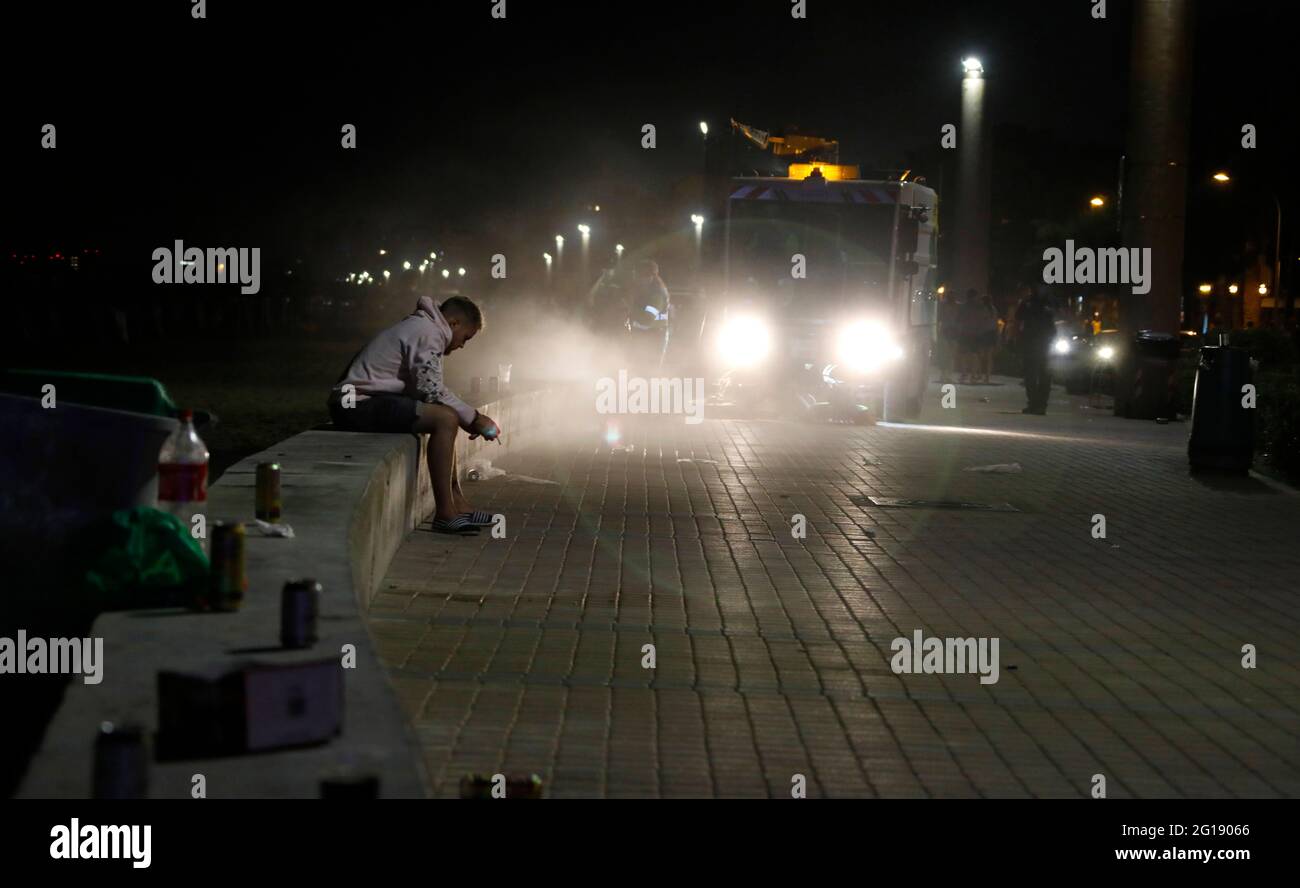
xmin=412 ymin=403 xmax=460 ymax=522
xmin=450 ymin=444 xmax=473 ymax=514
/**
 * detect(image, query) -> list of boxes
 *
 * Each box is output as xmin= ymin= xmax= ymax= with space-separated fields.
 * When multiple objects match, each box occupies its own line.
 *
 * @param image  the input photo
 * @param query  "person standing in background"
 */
xmin=1014 ymin=287 xmax=1056 ymax=414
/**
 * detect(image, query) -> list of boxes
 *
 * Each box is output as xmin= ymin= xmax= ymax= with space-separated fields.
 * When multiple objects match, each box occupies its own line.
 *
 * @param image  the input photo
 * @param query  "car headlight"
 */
xmin=835 ymin=320 xmax=904 ymax=374
xmin=717 ymin=315 xmax=772 ymax=368
xmin=1096 ymin=345 xmax=1115 ymax=362
xmin=1052 ymin=338 xmax=1072 ymax=355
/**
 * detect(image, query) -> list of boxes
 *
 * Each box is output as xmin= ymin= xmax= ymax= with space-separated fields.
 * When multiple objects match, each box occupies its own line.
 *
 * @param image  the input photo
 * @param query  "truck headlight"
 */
xmin=717 ymin=315 xmax=772 ymax=367
xmin=1096 ymin=345 xmax=1115 ymax=362
xmin=836 ymin=320 xmax=904 ymax=374
xmin=1052 ymin=338 xmax=1072 ymax=355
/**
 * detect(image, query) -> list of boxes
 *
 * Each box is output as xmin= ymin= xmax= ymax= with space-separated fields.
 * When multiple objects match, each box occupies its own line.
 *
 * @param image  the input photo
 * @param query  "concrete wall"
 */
xmin=18 ymin=385 xmax=568 ymax=798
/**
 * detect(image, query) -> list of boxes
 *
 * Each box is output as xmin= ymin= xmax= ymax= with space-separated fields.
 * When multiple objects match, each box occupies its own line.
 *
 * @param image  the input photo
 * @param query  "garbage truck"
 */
xmin=704 ymin=120 xmax=939 ymax=421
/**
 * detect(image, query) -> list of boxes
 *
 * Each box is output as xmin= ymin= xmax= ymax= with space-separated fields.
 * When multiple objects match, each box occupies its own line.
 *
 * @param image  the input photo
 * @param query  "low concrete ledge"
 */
xmin=18 ymin=384 xmax=573 ymax=798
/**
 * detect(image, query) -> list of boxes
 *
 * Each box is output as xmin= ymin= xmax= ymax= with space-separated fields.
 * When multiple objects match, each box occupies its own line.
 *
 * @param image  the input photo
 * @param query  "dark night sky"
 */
xmin=1 ymin=1 xmax=1294 ymax=281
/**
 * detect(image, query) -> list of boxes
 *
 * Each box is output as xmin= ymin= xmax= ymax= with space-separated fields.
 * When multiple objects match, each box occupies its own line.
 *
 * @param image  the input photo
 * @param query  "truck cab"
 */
xmin=710 ymin=162 xmax=939 ymax=421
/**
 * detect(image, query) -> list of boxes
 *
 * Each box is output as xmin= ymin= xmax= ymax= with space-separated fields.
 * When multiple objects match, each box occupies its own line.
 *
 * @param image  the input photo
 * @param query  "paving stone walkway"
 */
xmin=369 ymin=378 xmax=1300 ymax=798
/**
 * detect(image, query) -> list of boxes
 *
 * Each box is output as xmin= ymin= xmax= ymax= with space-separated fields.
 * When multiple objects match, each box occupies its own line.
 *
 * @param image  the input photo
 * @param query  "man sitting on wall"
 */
xmin=327 ymin=295 xmax=500 ymax=535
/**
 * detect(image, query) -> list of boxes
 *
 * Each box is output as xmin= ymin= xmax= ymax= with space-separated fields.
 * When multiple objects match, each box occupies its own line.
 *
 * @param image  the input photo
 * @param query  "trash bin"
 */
xmin=1115 ymin=330 xmax=1180 ymax=420
xmin=1187 ymin=342 xmax=1254 ymax=473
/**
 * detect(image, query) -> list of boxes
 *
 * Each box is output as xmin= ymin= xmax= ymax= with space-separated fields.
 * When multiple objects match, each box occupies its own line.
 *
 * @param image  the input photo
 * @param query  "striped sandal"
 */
xmin=428 ymin=515 xmax=479 ymax=535
xmin=460 ymin=510 xmax=495 ymax=526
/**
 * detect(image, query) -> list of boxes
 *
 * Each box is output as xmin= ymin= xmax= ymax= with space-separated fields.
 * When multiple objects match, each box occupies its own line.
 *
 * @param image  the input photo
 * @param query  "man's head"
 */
xmin=634 ymin=259 xmax=659 ymax=281
xmin=439 ymin=296 xmax=483 ymax=354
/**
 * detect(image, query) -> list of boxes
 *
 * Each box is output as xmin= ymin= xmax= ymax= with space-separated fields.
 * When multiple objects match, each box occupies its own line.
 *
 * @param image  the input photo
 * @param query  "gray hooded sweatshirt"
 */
xmin=330 ymin=295 xmax=476 ymax=425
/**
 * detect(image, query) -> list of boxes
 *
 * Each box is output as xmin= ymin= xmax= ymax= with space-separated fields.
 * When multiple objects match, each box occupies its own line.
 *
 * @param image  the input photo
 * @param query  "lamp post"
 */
xmin=954 ymin=56 xmax=990 ymax=305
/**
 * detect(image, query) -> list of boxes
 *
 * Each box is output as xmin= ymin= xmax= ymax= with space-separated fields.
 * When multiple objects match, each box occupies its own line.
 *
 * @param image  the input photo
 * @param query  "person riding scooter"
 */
xmin=626 ymin=259 xmax=672 ymax=372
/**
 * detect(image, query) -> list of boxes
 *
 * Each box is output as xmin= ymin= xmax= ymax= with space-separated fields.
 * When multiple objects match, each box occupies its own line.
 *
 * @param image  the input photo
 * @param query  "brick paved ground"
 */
xmin=369 ymin=378 xmax=1300 ymax=798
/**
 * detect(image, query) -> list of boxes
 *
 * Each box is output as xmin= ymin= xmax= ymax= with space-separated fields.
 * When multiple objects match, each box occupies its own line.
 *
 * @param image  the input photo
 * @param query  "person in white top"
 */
xmin=329 ymin=295 xmax=500 ymax=534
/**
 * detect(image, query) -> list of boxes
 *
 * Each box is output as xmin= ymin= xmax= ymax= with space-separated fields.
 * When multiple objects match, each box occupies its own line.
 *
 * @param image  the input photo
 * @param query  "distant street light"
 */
xmin=577 ymin=224 xmax=590 ymax=236
xmin=699 ymin=121 xmax=709 ymax=136
xmin=1090 ymin=196 xmax=1106 ymax=208
xmin=429 ymin=251 xmax=437 ymax=260
xmin=379 ymin=249 xmax=387 ymax=255
xmin=1259 ymin=283 xmax=1268 ymax=295
xmin=1213 ymin=171 xmax=1283 ymax=312
xmin=1228 ymin=284 xmax=1239 ymax=294
xmin=441 ymin=269 xmax=450 ymax=279
xmin=543 ymin=252 xmax=552 ymax=264
xmin=691 ymin=214 xmax=705 ymax=226
xmin=962 ymin=57 xmax=984 ymax=78
xmin=615 ymin=243 xmax=624 ymax=260
xmin=402 ymin=260 xmax=412 ymax=270
xmin=382 ymin=270 xmax=391 ymax=279
xmin=1198 ymin=284 xmax=1212 ymax=294
xmin=457 ymin=267 xmax=466 ymax=277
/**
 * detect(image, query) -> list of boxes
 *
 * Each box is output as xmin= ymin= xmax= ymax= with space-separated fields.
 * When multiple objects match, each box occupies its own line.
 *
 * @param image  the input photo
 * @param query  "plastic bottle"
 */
xmin=158 ymin=409 xmax=209 ymax=547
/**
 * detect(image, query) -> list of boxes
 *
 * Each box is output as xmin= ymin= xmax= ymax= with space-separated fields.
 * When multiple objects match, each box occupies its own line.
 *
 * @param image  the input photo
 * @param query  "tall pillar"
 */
xmin=1119 ymin=0 xmax=1195 ymax=335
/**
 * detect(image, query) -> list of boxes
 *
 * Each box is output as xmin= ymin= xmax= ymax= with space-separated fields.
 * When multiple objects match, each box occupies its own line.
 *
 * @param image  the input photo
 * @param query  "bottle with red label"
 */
xmin=158 ymin=409 xmax=209 ymax=546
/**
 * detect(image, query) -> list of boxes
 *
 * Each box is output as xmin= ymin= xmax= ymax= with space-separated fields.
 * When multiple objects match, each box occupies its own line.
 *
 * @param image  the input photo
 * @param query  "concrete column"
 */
xmin=1119 ymin=0 xmax=1195 ymax=334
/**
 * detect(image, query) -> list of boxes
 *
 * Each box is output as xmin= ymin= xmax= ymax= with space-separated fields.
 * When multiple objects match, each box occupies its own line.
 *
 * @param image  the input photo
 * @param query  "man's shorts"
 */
xmin=328 ymin=393 xmax=420 ymax=433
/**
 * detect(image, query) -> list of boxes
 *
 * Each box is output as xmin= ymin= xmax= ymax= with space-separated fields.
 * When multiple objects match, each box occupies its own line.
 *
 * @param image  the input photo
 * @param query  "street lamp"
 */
xmin=699 ymin=121 xmax=709 ymax=136
xmin=615 ymin=243 xmax=624 ymax=260
xmin=955 ymin=55 xmax=990 ymax=307
xmin=382 ymin=269 xmax=391 ymax=280
xmin=1212 ymin=171 xmax=1283 ymax=313
xmin=1228 ymin=284 xmax=1239 ymax=295
xmin=577 ymin=224 xmax=590 ymax=236
xmin=1198 ymin=283 xmax=1212 ymax=294
xmin=1090 ymin=196 xmax=1106 ymax=208
xmin=457 ymin=267 xmax=466 ymax=277
xmin=441 ymin=269 xmax=450 ymax=279
xmin=402 ymin=260 xmax=411 ymax=270
xmin=1259 ymin=283 xmax=1268 ymax=295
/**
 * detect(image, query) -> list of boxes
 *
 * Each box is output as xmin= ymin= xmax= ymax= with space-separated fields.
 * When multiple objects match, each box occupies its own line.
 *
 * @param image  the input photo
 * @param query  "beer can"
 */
xmin=255 ymin=462 xmax=282 ymax=523
xmin=93 ymin=721 xmax=149 ymax=799
xmin=207 ymin=520 xmax=247 ymax=611
xmin=281 ymin=579 xmax=320 ymax=649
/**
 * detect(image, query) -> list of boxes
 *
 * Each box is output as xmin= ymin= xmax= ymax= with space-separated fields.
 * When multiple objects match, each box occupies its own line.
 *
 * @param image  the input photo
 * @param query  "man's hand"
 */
xmin=468 ymin=412 xmax=501 ymax=441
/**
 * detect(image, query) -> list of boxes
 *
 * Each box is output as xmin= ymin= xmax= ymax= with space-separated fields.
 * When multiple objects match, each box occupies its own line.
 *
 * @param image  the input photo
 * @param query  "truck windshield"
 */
xmin=726 ymin=199 xmax=896 ymax=308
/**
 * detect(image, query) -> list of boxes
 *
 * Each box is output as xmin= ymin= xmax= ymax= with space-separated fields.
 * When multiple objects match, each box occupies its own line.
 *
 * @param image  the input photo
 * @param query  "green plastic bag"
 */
xmin=84 ymin=507 xmax=209 ymax=609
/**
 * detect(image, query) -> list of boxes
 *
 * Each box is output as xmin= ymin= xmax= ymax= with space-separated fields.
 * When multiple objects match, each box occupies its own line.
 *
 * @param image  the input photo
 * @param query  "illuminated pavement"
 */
xmin=369 ymin=379 xmax=1300 ymax=798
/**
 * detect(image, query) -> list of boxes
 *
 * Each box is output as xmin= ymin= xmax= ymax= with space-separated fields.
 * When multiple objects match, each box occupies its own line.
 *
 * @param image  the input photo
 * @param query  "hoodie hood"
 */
xmin=414 ymin=295 xmax=451 ymax=337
